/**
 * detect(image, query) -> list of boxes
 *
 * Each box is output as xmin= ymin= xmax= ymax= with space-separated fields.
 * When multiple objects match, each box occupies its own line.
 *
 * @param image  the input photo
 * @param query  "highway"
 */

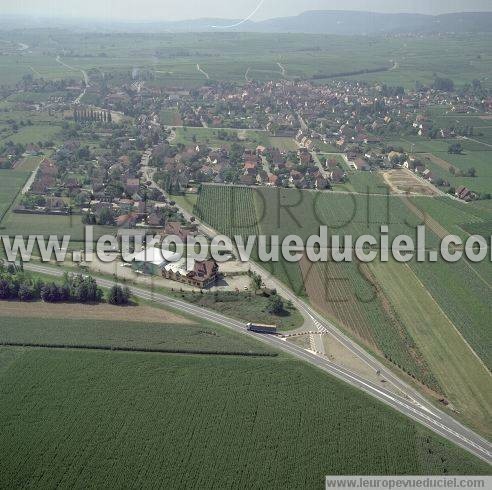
xmin=23 ymin=262 xmax=492 ymax=465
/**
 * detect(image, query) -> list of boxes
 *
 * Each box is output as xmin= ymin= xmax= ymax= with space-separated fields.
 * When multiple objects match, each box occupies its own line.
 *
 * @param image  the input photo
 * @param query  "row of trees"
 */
xmin=0 ymin=270 xmax=103 ymax=303
xmin=0 ymin=265 xmax=131 ymax=306
xmin=73 ymin=108 xmax=112 ymax=123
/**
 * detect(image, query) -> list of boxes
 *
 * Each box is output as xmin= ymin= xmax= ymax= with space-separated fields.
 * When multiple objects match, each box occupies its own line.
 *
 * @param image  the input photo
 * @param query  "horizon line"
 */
xmin=2 ymin=9 xmax=492 ymax=26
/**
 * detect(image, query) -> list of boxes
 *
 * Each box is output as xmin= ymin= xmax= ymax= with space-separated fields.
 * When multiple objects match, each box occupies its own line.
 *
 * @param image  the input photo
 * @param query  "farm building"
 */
xmin=132 ymin=247 xmax=181 ymax=275
xmin=132 ymin=247 xmax=219 ymax=288
xmin=162 ymin=258 xmax=219 ymax=288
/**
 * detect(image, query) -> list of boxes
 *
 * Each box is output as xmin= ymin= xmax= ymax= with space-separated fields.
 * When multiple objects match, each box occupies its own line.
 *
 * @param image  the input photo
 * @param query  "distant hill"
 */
xmin=215 ymin=11 xmax=492 ymax=35
xmin=2 ymin=11 xmax=492 ymax=35
xmin=116 ymin=10 xmax=492 ymax=35
xmin=248 ymin=11 xmax=430 ymax=35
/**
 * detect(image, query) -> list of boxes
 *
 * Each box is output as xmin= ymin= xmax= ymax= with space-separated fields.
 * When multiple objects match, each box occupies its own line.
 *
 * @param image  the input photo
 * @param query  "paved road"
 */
xmin=23 ymin=262 xmax=492 ymax=464
xmin=55 ymin=55 xmax=89 ymax=104
xmin=297 ymin=112 xmax=308 ymax=131
xmin=277 ymin=62 xmax=286 ymax=77
xmin=196 ymin=64 xmax=210 ymax=80
xmin=294 ymin=139 xmax=329 ymax=179
xmin=163 ymin=125 xmax=268 ymax=132
xmin=21 ymin=165 xmax=41 ymax=195
xmin=459 ymin=135 xmax=492 ymax=149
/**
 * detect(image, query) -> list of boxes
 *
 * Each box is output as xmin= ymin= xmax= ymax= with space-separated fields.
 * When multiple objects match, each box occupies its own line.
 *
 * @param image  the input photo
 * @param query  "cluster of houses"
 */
xmin=156 ymin=142 xmax=337 ymax=190
xmin=161 ymin=79 xmax=491 ymax=151
xmin=15 ymin=158 xmax=72 ymax=215
xmin=454 ymin=186 xmax=476 ymax=202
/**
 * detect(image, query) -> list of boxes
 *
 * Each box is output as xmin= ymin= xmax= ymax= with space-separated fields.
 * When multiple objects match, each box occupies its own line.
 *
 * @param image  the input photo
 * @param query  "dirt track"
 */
xmin=400 ymin=196 xmax=450 ymax=240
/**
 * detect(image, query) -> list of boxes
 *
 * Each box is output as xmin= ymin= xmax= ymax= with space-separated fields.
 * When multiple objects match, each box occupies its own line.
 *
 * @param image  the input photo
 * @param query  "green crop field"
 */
xmin=346 ymin=171 xmax=390 ymax=195
xmin=408 ymin=258 xmax=491 ymax=370
xmin=408 ymin=195 xmax=491 ymax=238
xmin=369 ymin=258 xmax=492 ymax=437
xmin=0 ymin=348 xmax=489 ymax=488
xmin=194 ymin=185 xmax=259 ymax=239
xmin=193 ymin=184 xmax=444 ymax=294
xmin=253 ymin=186 xmax=438 ymax=247
xmin=0 ymin=315 xmax=272 ymax=355
xmin=300 ymin=257 xmax=441 ymax=392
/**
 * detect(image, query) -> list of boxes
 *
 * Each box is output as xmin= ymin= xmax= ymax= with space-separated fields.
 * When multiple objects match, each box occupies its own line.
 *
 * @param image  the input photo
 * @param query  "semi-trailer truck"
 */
xmin=246 ymin=323 xmax=277 ymax=334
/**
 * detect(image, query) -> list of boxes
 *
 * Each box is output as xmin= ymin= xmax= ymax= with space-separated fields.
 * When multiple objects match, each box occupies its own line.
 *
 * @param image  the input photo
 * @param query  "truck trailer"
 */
xmin=246 ymin=323 xmax=277 ymax=334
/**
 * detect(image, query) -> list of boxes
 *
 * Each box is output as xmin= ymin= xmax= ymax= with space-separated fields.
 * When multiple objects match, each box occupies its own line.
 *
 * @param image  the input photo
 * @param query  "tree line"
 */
xmin=0 ymin=263 xmax=131 ymax=306
xmin=73 ymin=107 xmax=112 ymax=123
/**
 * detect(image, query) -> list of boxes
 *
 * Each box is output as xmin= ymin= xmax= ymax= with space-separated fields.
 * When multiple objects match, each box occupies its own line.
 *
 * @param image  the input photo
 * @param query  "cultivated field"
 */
xmin=0 ymin=349 xmax=489 ymax=489
xmin=0 ymin=308 xmax=270 ymax=355
xmin=346 ymin=171 xmax=390 ymax=195
xmin=194 ymin=185 xmax=491 ymax=428
xmin=369 ymin=258 xmax=492 ymax=437
xmin=408 ymin=195 xmax=490 ymax=239
xmin=408 ymin=258 xmax=491 ymax=372
xmin=2 ymin=31 xmax=492 ymax=89
xmin=299 ymin=256 xmax=441 ymax=392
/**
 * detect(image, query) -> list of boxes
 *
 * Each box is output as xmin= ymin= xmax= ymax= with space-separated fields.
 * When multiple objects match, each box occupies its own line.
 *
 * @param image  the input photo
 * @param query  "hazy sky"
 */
xmin=3 ymin=0 xmax=492 ymax=22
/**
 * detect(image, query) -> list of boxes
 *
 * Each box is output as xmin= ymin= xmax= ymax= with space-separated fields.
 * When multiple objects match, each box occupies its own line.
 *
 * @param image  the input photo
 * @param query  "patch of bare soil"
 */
xmin=0 ymin=302 xmax=192 ymax=324
xmin=321 ymin=334 xmax=390 ymax=386
xmin=383 ymin=169 xmax=438 ymax=196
